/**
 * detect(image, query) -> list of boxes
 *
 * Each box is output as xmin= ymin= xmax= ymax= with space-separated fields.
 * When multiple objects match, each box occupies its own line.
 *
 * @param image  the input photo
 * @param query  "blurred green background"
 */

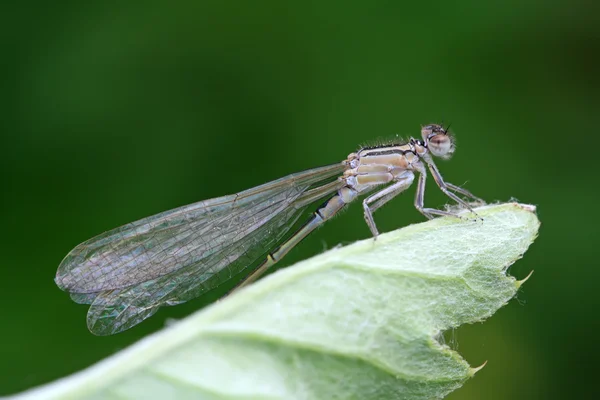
xmin=1 ymin=1 xmax=598 ymax=398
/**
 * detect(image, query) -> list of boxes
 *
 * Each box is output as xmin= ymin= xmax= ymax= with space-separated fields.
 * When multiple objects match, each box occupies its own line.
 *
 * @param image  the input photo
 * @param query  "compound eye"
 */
xmin=421 ymin=124 xmax=445 ymax=139
xmin=428 ymin=134 xmax=452 ymax=157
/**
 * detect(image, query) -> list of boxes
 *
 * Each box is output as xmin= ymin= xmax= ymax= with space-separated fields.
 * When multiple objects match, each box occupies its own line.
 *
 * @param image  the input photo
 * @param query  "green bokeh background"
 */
xmin=1 ymin=1 xmax=598 ymax=398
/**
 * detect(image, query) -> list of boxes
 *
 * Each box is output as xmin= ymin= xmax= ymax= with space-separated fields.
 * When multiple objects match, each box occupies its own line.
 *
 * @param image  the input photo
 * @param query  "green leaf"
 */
xmin=13 ymin=203 xmax=540 ymax=400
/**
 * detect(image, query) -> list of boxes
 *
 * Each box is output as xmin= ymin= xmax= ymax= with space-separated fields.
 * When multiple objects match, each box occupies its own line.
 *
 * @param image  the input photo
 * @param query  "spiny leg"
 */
xmin=425 ymin=161 xmax=482 ymax=218
xmin=414 ymin=170 xmax=463 ymax=220
xmin=363 ymin=175 xmax=414 ymax=237
xmin=445 ymin=182 xmax=485 ymax=204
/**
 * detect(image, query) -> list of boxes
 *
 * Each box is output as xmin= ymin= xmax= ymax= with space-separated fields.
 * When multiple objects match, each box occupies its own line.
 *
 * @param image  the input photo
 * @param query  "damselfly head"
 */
xmin=421 ymin=124 xmax=455 ymax=159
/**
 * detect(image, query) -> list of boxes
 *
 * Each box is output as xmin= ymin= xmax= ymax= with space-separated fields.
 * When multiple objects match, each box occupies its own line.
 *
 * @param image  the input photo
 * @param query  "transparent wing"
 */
xmin=56 ymin=163 xmax=344 ymax=293
xmin=56 ymin=163 xmax=345 ymax=334
xmin=85 ymin=201 xmax=309 ymax=335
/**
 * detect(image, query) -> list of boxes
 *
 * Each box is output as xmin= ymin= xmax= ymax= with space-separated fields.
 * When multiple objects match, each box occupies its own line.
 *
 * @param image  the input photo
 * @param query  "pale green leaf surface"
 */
xmin=12 ymin=203 xmax=539 ymax=400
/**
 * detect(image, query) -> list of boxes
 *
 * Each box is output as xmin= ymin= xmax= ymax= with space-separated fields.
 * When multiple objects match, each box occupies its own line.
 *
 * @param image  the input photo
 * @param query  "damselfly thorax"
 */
xmin=56 ymin=123 xmax=484 ymax=335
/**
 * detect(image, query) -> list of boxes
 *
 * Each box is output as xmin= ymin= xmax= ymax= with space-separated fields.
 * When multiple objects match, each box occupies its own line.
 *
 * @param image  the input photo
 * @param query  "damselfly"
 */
xmin=56 ymin=124 xmax=484 ymax=335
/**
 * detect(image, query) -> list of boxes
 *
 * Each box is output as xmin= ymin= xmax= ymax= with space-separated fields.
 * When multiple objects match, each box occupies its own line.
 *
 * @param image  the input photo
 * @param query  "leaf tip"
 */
xmin=469 ymin=360 xmax=488 ymax=376
xmin=516 ymin=270 xmax=534 ymax=288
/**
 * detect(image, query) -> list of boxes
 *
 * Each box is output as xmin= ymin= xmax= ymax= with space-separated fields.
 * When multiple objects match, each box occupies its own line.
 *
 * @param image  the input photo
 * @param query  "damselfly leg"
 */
xmin=362 ymin=172 xmax=415 ymax=237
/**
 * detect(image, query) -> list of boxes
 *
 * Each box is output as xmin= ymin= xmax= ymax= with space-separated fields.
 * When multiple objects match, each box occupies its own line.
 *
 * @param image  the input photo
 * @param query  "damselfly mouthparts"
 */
xmin=55 ymin=124 xmax=484 ymax=335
